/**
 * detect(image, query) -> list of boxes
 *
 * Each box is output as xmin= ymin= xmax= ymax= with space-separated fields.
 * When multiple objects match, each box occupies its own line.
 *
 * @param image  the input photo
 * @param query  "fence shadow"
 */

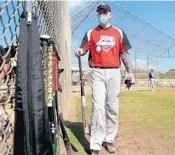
xmin=65 ymin=121 xmax=91 ymax=154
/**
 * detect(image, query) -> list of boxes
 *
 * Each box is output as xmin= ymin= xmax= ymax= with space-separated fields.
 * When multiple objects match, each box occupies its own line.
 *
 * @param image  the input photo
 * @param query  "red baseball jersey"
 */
xmin=80 ymin=25 xmax=131 ymax=67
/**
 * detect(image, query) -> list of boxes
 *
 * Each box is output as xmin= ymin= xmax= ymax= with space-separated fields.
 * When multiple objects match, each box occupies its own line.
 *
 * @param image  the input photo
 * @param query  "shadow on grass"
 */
xmin=137 ymin=90 xmax=150 ymax=92
xmin=65 ymin=121 xmax=91 ymax=155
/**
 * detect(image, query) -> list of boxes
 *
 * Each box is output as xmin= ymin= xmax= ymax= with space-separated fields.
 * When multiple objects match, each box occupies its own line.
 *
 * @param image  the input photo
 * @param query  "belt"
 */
xmin=92 ymin=66 xmax=119 ymax=69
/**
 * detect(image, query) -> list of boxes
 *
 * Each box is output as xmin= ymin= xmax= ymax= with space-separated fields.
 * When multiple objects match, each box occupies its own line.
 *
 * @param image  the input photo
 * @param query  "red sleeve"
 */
xmin=120 ymin=43 xmax=126 ymax=53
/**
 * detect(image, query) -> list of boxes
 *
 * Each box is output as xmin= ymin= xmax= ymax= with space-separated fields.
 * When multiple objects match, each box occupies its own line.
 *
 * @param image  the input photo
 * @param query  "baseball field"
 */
xmin=65 ymin=89 xmax=175 ymax=155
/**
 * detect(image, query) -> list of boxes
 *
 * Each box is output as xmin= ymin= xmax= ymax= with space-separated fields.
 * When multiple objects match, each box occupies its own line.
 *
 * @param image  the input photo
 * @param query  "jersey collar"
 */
xmin=98 ymin=25 xmax=112 ymax=30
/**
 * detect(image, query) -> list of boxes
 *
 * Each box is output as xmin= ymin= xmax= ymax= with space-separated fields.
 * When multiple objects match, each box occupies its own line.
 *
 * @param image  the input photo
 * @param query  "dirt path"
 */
xmin=114 ymin=124 xmax=174 ymax=155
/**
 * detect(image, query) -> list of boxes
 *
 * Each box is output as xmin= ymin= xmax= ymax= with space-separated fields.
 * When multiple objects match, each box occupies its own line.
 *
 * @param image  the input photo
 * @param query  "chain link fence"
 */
xmin=36 ymin=1 xmax=72 ymax=113
xmin=71 ymin=1 xmax=175 ymax=90
xmin=0 ymin=1 xmax=23 ymax=154
xmin=0 ymin=1 xmax=71 ymax=154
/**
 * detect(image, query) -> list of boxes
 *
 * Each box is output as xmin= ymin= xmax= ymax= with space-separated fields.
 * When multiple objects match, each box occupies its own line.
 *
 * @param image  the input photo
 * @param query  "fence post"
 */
xmin=24 ymin=1 xmax=33 ymax=25
xmin=157 ymin=56 xmax=159 ymax=89
xmin=147 ymin=55 xmax=149 ymax=90
xmin=135 ymin=50 xmax=138 ymax=89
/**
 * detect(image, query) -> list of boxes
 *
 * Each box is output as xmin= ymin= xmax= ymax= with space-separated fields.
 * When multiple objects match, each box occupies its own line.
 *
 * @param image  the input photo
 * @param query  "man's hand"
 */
xmin=127 ymin=73 xmax=135 ymax=84
xmin=74 ymin=48 xmax=84 ymax=57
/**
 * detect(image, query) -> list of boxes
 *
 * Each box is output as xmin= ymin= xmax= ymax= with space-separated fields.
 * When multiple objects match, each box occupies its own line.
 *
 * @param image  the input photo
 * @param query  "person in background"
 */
xmin=149 ymin=69 xmax=155 ymax=91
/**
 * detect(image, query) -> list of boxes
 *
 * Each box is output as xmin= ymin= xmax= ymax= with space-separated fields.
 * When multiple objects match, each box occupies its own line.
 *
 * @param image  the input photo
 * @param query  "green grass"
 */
xmin=66 ymin=90 xmax=175 ymax=154
xmin=66 ymin=95 xmax=91 ymax=155
xmin=120 ymin=91 xmax=175 ymax=131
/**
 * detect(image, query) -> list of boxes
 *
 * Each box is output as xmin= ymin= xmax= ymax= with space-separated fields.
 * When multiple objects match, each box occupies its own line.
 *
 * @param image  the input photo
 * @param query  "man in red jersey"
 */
xmin=75 ymin=4 xmax=135 ymax=155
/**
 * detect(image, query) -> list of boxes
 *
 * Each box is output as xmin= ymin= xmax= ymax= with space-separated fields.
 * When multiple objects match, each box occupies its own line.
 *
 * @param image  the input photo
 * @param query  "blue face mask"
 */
xmin=98 ymin=14 xmax=109 ymax=25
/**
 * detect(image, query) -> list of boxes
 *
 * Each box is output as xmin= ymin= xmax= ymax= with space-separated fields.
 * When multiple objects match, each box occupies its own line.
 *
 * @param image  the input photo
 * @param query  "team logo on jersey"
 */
xmin=96 ymin=35 xmax=116 ymax=52
xmin=96 ymin=45 xmax=102 ymax=52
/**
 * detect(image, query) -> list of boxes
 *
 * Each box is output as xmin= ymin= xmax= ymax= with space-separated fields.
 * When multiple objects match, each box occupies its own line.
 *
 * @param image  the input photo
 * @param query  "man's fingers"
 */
xmin=74 ymin=50 xmax=82 ymax=57
xmin=78 ymin=51 xmax=81 ymax=56
xmin=74 ymin=51 xmax=80 ymax=57
xmin=131 ymin=76 xmax=135 ymax=84
xmin=128 ymin=73 xmax=135 ymax=84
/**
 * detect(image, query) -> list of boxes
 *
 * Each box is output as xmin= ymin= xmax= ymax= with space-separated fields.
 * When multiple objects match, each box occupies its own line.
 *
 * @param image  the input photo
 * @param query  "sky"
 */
xmin=116 ymin=1 xmax=175 ymax=37
xmin=69 ymin=1 xmax=175 ymax=72
xmin=110 ymin=1 xmax=175 ymax=72
xmin=0 ymin=1 xmax=23 ymax=47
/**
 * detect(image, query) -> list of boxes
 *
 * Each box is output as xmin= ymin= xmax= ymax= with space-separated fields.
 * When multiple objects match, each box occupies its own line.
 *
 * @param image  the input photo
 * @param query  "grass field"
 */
xmin=66 ymin=90 xmax=175 ymax=155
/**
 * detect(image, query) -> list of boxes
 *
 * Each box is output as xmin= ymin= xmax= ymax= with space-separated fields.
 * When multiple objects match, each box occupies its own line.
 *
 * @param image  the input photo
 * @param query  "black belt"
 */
xmin=92 ymin=66 xmax=119 ymax=69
